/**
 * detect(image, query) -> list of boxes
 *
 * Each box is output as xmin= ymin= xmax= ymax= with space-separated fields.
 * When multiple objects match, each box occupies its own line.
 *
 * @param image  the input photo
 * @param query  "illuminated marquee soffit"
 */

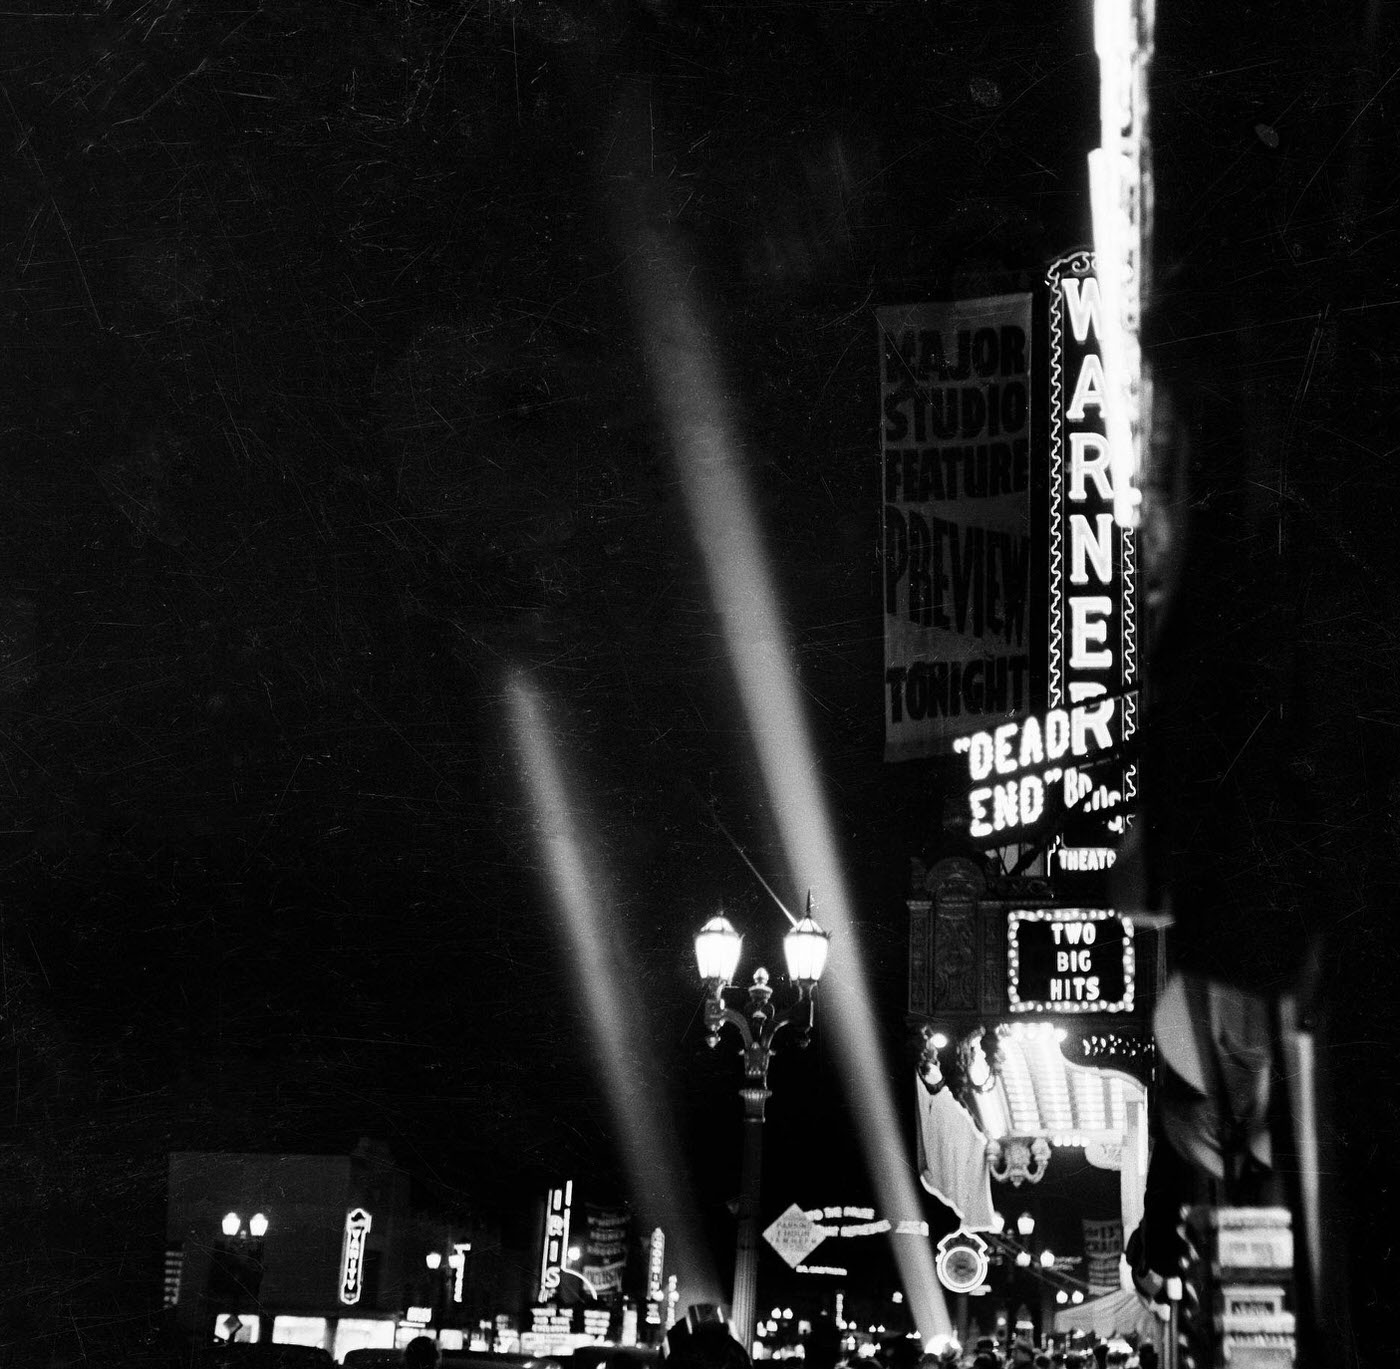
xmin=970 ymin=1021 xmax=1147 ymax=1148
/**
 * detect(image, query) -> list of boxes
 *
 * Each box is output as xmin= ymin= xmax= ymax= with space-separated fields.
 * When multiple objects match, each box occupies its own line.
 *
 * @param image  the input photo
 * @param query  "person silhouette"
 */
xmin=405 ymin=1336 xmax=440 ymax=1369
xmin=664 ymin=1321 xmax=751 ymax=1369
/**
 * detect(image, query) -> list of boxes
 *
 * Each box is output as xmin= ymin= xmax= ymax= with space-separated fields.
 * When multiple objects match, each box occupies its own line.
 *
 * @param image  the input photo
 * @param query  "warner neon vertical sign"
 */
xmin=537 ymin=1180 xmax=573 ymax=1303
xmin=1046 ymin=251 xmax=1137 ymax=867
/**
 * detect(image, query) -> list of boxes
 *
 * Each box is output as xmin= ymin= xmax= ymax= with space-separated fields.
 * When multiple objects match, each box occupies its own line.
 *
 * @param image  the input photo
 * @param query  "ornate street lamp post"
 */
xmin=695 ymin=897 xmax=831 ymax=1355
xmin=209 ymin=1212 xmax=269 ymax=1341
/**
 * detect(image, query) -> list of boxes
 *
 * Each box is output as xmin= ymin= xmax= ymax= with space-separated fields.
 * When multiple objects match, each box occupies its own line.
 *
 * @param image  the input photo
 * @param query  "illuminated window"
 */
xmin=333 ymin=1319 xmax=396 ymax=1358
xmin=272 ymin=1317 xmax=328 ymax=1350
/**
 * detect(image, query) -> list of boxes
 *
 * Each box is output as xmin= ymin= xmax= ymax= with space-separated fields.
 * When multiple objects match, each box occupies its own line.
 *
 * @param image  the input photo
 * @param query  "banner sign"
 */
xmin=1006 ymin=908 xmax=1134 ymax=1013
xmin=581 ymin=1203 xmax=629 ymax=1296
xmin=1046 ymin=252 xmax=1137 ymax=864
xmin=879 ymin=294 xmax=1034 ymax=761
xmin=1082 ymin=1217 xmax=1124 ymax=1293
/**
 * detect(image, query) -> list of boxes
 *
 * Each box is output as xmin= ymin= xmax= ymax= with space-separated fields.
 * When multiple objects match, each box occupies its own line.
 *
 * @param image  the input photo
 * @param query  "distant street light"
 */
xmin=220 ymin=1212 xmax=269 ymax=1241
xmin=695 ymin=897 xmax=831 ymax=1355
xmin=1017 ymin=1213 xmax=1035 ymax=1238
xmin=423 ymin=1241 xmax=471 ymax=1323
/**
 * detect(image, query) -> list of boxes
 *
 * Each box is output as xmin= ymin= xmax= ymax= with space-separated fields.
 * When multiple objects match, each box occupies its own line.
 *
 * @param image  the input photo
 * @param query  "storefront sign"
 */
xmin=1007 ymin=908 xmax=1134 ymax=1013
xmin=879 ymin=294 xmax=1034 ymax=760
xmin=338 ymin=1208 xmax=372 ymax=1305
xmin=1046 ymin=252 xmax=1138 ymax=861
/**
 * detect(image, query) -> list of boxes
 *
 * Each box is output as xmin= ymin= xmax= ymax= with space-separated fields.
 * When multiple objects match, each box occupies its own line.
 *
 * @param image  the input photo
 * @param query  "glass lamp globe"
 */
xmin=248 ymin=1212 xmax=269 ymax=1238
xmin=1017 ymin=1212 xmax=1035 ymax=1237
xmin=221 ymin=1212 xmax=241 ymax=1237
xmin=783 ymin=906 xmax=831 ymax=984
xmin=1040 ymin=1249 xmax=1056 ymax=1268
xmin=695 ymin=915 xmax=742 ymax=984
xmin=426 ymin=1252 xmax=443 ymax=1270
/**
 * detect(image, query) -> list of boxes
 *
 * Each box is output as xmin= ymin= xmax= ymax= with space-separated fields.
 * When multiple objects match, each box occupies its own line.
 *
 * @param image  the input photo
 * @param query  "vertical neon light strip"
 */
xmin=449 ymin=1243 xmax=470 ymax=1303
xmin=560 ymin=1180 xmax=573 ymax=1285
xmin=647 ymin=1228 xmax=665 ymax=1302
xmin=1090 ymin=0 xmax=1154 ymax=530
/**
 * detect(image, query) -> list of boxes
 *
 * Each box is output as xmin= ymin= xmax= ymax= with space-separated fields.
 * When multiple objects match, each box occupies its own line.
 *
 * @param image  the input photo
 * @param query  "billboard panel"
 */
xmin=879 ymin=295 xmax=1034 ymax=761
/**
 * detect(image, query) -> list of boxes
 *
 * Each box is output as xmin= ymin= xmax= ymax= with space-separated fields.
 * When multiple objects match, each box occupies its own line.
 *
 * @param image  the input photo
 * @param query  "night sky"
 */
xmin=2 ymin=0 xmax=1397 ymax=1360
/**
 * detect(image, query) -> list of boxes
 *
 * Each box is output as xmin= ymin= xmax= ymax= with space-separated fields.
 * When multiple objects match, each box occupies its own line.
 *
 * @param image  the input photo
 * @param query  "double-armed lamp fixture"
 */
xmin=693 ymin=894 xmax=831 ymax=1355
xmin=220 ymin=1212 xmax=269 ymax=1239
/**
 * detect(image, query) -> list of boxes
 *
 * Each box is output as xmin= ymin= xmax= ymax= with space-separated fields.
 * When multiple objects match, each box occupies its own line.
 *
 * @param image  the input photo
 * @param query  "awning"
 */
xmin=1052 ymin=1287 xmax=1163 ymax=1342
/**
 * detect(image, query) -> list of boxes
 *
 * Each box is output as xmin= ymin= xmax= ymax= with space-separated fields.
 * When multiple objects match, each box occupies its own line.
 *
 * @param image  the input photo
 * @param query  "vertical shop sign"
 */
xmin=1046 ymin=252 xmax=1137 ymax=862
xmin=339 ymin=1208 xmax=372 ymax=1305
xmin=879 ymin=295 xmax=1034 ymax=761
xmin=645 ymin=1228 xmax=666 ymax=1325
xmin=537 ymin=1181 xmax=573 ymax=1303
